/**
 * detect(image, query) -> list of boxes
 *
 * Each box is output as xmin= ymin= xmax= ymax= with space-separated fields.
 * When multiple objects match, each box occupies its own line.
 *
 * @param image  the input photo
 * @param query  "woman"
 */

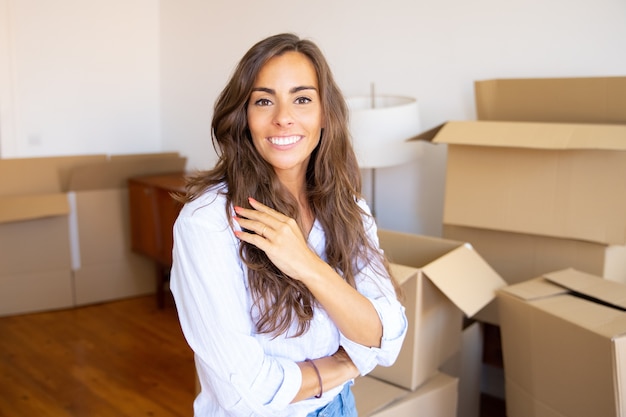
xmin=170 ymin=33 xmax=407 ymax=417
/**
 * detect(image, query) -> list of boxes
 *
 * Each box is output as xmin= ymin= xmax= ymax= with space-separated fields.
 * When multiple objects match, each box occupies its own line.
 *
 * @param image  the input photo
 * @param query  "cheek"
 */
xmin=303 ymin=111 xmax=324 ymax=131
xmin=247 ymin=111 xmax=270 ymax=137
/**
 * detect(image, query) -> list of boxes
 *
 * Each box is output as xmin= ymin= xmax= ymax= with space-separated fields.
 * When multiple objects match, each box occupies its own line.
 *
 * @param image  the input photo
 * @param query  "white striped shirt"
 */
xmin=170 ymin=185 xmax=407 ymax=417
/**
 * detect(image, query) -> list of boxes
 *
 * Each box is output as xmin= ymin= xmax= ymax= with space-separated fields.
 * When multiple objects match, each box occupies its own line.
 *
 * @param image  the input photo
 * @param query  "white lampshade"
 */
xmin=347 ymin=95 xmax=422 ymax=168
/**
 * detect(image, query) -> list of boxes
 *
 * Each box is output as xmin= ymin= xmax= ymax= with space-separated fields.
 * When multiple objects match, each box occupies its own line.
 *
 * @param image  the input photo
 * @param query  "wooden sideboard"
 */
xmin=128 ymin=172 xmax=186 ymax=308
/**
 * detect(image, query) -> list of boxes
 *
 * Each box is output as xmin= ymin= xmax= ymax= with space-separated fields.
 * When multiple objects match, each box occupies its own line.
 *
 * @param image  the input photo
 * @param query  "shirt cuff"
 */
xmin=263 ymin=357 xmax=302 ymax=409
xmin=340 ymin=299 xmax=407 ymax=375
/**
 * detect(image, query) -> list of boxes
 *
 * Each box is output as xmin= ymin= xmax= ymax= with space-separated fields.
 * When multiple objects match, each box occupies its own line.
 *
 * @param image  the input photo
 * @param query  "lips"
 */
xmin=268 ymin=135 xmax=303 ymax=146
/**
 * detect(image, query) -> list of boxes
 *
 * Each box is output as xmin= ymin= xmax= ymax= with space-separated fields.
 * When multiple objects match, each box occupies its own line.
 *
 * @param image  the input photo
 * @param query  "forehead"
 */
xmin=254 ymin=51 xmax=319 ymax=86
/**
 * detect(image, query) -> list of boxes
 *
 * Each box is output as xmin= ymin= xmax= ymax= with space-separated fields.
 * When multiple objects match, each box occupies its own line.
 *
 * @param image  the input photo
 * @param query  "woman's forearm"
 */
xmin=303 ymin=260 xmax=383 ymax=347
xmin=291 ymin=347 xmax=359 ymax=403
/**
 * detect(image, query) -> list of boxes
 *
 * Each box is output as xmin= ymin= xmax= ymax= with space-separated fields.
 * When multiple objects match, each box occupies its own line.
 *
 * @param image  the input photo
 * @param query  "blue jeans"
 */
xmin=306 ymin=382 xmax=357 ymax=417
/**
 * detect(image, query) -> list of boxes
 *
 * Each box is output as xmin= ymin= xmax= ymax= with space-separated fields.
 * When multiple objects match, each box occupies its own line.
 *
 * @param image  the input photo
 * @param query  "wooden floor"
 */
xmin=0 ymin=294 xmax=506 ymax=417
xmin=0 ymin=295 xmax=195 ymax=417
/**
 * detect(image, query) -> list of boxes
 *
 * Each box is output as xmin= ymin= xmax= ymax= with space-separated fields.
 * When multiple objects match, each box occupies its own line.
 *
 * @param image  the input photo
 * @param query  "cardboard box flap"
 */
xmin=378 ymin=229 xmax=506 ymax=317
xmin=475 ymin=76 xmax=626 ymax=124
xmin=0 ymin=193 xmax=69 ymax=224
xmin=108 ymin=152 xmax=181 ymax=161
xmin=421 ymin=243 xmax=507 ymax=317
xmin=429 ymin=120 xmax=626 ymax=150
xmin=545 ymin=268 xmax=626 ymax=311
xmin=389 ymin=263 xmax=420 ymax=287
xmin=378 ymin=229 xmax=462 ymax=268
xmin=499 ymin=276 xmax=571 ymax=302
xmin=0 ymin=155 xmax=108 ymax=196
xmin=410 ymin=123 xmax=445 ymax=143
xmin=502 ymin=269 xmax=626 ymax=339
xmin=68 ymin=156 xmax=187 ymax=191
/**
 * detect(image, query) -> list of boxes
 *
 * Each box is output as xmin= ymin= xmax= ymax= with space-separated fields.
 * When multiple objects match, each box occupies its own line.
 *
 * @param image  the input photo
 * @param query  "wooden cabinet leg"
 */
xmin=156 ymin=264 xmax=169 ymax=309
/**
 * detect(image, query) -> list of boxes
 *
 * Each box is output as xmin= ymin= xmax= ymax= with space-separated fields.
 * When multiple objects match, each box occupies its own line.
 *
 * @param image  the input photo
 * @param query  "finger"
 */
xmin=234 ymin=204 xmax=276 ymax=224
xmin=233 ymin=216 xmax=271 ymax=238
xmin=234 ymin=201 xmax=287 ymax=232
xmin=234 ymin=228 xmax=268 ymax=248
xmin=248 ymin=197 xmax=287 ymax=220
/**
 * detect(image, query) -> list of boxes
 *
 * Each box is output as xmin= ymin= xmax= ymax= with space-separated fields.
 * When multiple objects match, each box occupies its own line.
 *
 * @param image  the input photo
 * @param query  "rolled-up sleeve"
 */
xmin=170 ymin=195 xmax=301 ymax=416
xmin=339 ymin=202 xmax=408 ymax=375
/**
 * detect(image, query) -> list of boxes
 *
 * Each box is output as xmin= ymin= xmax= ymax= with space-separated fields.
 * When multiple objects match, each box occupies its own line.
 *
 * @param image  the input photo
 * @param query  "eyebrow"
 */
xmin=251 ymin=86 xmax=318 ymax=95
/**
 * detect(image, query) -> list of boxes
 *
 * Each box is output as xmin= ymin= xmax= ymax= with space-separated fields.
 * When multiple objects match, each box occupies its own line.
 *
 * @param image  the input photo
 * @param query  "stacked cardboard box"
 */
xmin=497 ymin=268 xmax=626 ymax=417
xmin=416 ymin=76 xmax=626 ymax=325
xmin=414 ymin=76 xmax=626 ymax=416
xmin=0 ymin=152 xmax=186 ymax=316
xmin=353 ymin=372 xmax=458 ymax=417
xmin=352 ymin=229 xmax=506 ymax=416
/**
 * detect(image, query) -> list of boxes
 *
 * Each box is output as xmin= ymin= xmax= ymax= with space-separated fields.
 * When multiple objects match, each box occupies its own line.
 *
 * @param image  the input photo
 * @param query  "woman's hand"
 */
xmin=235 ymin=197 xmax=383 ymax=348
xmin=233 ymin=197 xmax=322 ymax=282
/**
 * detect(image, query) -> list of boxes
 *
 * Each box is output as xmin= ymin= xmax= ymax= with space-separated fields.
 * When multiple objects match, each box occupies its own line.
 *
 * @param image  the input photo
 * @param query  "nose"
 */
xmin=273 ymin=103 xmax=294 ymax=127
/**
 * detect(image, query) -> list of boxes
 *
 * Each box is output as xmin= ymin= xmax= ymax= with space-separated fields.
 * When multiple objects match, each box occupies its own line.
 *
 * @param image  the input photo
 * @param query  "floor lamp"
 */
xmin=347 ymin=93 xmax=422 ymax=218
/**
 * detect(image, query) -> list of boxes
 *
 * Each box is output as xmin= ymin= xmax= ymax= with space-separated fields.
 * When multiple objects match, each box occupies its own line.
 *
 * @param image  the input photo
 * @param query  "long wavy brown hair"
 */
xmin=179 ymin=33 xmax=398 ymax=337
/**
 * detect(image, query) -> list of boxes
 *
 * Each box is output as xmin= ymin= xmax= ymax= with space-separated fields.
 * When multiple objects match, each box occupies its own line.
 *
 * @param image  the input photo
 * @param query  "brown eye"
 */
xmin=295 ymin=97 xmax=312 ymax=104
xmin=254 ymin=98 xmax=272 ymax=106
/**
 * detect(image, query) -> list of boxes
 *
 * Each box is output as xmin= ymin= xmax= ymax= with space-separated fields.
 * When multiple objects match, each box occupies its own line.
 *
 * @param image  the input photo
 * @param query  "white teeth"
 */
xmin=268 ymin=136 xmax=301 ymax=146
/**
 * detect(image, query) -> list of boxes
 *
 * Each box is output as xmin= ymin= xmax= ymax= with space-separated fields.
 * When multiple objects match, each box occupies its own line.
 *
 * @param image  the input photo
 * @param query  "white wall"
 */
xmin=159 ymin=0 xmax=626 ymax=235
xmin=0 ymin=0 xmax=160 ymax=157
xmin=2 ymin=0 xmax=625 ymax=236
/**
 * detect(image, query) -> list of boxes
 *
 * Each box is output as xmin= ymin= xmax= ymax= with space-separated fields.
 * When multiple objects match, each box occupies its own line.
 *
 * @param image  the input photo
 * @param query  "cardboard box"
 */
xmin=353 ymin=372 xmax=458 ymax=417
xmin=68 ymin=154 xmax=187 ymax=305
xmin=423 ymin=120 xmax=626 ymax=245
xmin=0 ymin=153 xmax=186 ymax=316
xmin=0 ymin=155 xmax=107 ymax=316
xmin=414 ymin=77 xmax=626 ymax=248
xmin=440 ymin=321 xmax=483 ymax=417
xmin=372 ymin=230 xmax=506 ymax=390
xmin=444 ymin=224 xmax=626 ymax=325
xmin=498 ymin=268 xmax=626 ymax=417
xmin=415 ymin=77 xmax=626 ymax=324
xmin=444 ymin=225 xmax=626 ymax=286
xmin=0 ymin=212 xmax=74 ymax=316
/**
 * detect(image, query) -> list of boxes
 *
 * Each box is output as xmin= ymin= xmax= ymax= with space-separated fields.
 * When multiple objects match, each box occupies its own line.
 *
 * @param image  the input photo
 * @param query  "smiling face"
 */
xmin=247 ymin=51 xmax=323 ymax=185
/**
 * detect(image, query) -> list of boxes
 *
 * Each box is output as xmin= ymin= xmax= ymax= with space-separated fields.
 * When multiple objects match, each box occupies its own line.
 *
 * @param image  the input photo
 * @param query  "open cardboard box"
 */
xmin=430 ymin=76 xmax=626 ymax=249
xmin=498 ymin=268 xmax=626 ymax=417
xmin=444 ymin=224 xmax=626 ymax=325
xmin=421 ymin=119 xmax=626 ymax=246
xmin=372 ymin=230 xmax=506 ymax=391
xmin=415 ymin=76 xmax=626 ymax=247
xmin=469 ymin=77 xmax=626 ymax=249
xmin=353 ymin=372 xmax=458 ymax=417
